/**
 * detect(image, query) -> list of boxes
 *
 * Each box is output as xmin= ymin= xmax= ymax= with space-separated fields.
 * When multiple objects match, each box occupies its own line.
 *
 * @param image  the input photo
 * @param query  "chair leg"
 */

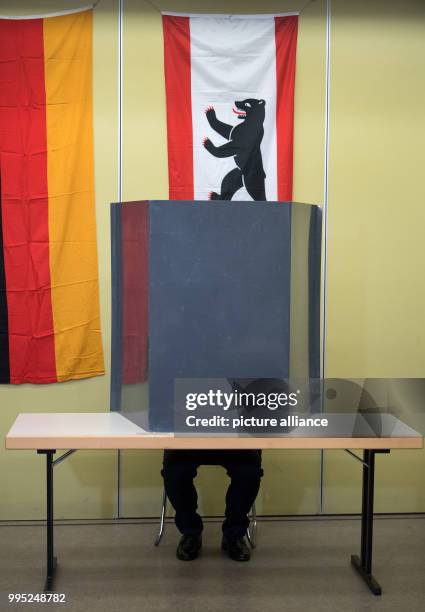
xmin=246 ymin=502 xmax=257 ymax=549
xmin=154 ymin=488 xmax=168 ymax=546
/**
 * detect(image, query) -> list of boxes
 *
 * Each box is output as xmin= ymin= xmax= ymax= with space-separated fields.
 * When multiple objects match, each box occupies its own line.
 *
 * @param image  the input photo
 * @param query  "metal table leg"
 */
xmin=37 ymin=450 xmax=57 ymax=592
xmin=350 ymin=448 xmax=390 ymax=596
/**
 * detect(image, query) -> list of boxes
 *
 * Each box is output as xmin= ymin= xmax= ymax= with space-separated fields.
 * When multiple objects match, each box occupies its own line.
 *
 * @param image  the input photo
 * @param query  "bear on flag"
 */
xmin=162 ymin=12 xmax=298 ymax=202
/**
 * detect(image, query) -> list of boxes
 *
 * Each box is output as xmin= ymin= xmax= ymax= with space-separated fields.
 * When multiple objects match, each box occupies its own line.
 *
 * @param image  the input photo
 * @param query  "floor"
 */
xmin=0 ymin=516 xmax=424 ymax=612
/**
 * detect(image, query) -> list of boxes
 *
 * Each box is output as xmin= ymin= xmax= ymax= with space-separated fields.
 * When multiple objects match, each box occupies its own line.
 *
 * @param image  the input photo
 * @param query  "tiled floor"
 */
xmin=0 ymin=516 xmax=424 ymax=612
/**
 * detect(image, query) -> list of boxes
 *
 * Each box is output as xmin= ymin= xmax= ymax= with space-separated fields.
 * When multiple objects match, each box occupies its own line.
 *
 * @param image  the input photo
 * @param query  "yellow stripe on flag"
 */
xmin=44 ymin=10 xmax=104 ymax=382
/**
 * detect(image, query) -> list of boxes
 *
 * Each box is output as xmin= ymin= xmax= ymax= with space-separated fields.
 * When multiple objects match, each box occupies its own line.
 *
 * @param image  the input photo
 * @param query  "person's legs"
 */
xmin=220 ymin=450 xmax=263 ymax=539
xmin=161 ymin=449 xmax=263 ymax=561
xmin=161 ymin=450 xmax=203 ymax=536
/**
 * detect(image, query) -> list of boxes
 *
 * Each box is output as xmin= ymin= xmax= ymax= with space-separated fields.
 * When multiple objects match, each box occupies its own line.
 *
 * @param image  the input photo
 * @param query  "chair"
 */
xmin=154 ymin=487 xmax=257 ymax=548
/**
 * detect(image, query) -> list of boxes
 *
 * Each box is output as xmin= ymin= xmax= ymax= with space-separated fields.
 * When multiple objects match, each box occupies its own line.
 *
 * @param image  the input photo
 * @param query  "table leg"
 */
xmin=351 ymin=448 xmax=389 ymax=596
xmin=37 ymin=450 xmax=57 ymax=592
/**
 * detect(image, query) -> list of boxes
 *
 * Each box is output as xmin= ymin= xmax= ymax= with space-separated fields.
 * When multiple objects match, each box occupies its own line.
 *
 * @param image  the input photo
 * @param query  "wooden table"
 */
xmin=6 ymin=412 xmax=422 ymax=595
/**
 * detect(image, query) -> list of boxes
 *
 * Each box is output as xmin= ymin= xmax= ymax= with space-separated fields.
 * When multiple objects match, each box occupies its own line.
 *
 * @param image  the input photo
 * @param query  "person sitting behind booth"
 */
xmin=161 ymin=448 xmax=263 ymax=561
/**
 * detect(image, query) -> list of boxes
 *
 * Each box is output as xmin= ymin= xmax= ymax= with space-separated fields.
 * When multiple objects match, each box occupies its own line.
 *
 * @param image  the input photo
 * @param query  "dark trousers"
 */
xmin=161 ymin=449 xmax=263 ymax=539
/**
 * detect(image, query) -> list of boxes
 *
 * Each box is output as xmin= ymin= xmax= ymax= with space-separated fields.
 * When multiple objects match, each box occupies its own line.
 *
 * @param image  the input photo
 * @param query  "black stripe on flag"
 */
xmin=0 ymin=170 xmax=10 ymax=383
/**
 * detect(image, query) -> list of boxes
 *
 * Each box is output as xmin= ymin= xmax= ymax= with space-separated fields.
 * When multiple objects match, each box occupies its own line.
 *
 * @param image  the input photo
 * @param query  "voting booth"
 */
xmin=110 ymin=200 xmax=322 ymax=432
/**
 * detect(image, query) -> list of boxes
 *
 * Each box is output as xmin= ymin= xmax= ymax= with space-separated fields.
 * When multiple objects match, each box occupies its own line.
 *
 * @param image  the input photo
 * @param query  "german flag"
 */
xmin=0 ymin=9 xmax=104 ymax=384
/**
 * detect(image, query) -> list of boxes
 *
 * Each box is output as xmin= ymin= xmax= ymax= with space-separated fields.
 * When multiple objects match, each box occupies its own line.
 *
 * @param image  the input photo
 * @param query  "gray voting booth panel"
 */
xmin=111 ymin=200 xmax=322 ymax=432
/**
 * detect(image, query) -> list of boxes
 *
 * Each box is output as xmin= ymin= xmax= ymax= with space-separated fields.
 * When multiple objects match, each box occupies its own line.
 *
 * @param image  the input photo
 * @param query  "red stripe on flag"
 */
xmin=0 ymin=19 xmax=57 ymax=383
xmin=121 ymin=202 xmax=148 ymax=384
xmin=162 ymin=15 xmax=194 ymax=200
xmin=275 ymin=16 xmax=298 ymax=201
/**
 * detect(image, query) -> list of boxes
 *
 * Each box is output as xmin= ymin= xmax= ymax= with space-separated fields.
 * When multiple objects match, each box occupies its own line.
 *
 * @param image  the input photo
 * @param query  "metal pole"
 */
xmin=116 ymin=0 xmax=124 ymax=519
xmin=319 ymin=0 xmax=332 ymax=515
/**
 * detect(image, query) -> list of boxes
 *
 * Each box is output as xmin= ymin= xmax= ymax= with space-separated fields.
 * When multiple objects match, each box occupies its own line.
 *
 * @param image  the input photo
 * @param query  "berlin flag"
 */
xmin=162 ymin=13 xmax=298 ymax=202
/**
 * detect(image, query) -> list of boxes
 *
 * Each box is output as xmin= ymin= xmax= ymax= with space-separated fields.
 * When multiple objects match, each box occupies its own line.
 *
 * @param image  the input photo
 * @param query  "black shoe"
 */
xmin=222 ymin=536 xmax=251 ymax=562
xmin=176 ymin=534 xmax=202 ymax=561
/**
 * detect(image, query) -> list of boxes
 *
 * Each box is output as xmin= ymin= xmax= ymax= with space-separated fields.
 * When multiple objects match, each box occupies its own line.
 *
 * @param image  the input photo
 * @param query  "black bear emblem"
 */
xmin=203 ymin=99 xmax=266 ymax=201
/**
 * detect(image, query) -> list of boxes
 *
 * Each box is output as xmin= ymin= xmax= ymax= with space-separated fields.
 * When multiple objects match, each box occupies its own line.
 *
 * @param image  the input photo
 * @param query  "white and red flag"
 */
xmin=162 ymin=12 xmax=298 ymax=202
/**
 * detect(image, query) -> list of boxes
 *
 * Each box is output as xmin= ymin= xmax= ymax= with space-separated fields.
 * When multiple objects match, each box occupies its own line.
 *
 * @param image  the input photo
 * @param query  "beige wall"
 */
xmin=0 ymin=0 xmax=424 ymax=520
xmin=323 ymin=0 xmax=425 ymax=513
